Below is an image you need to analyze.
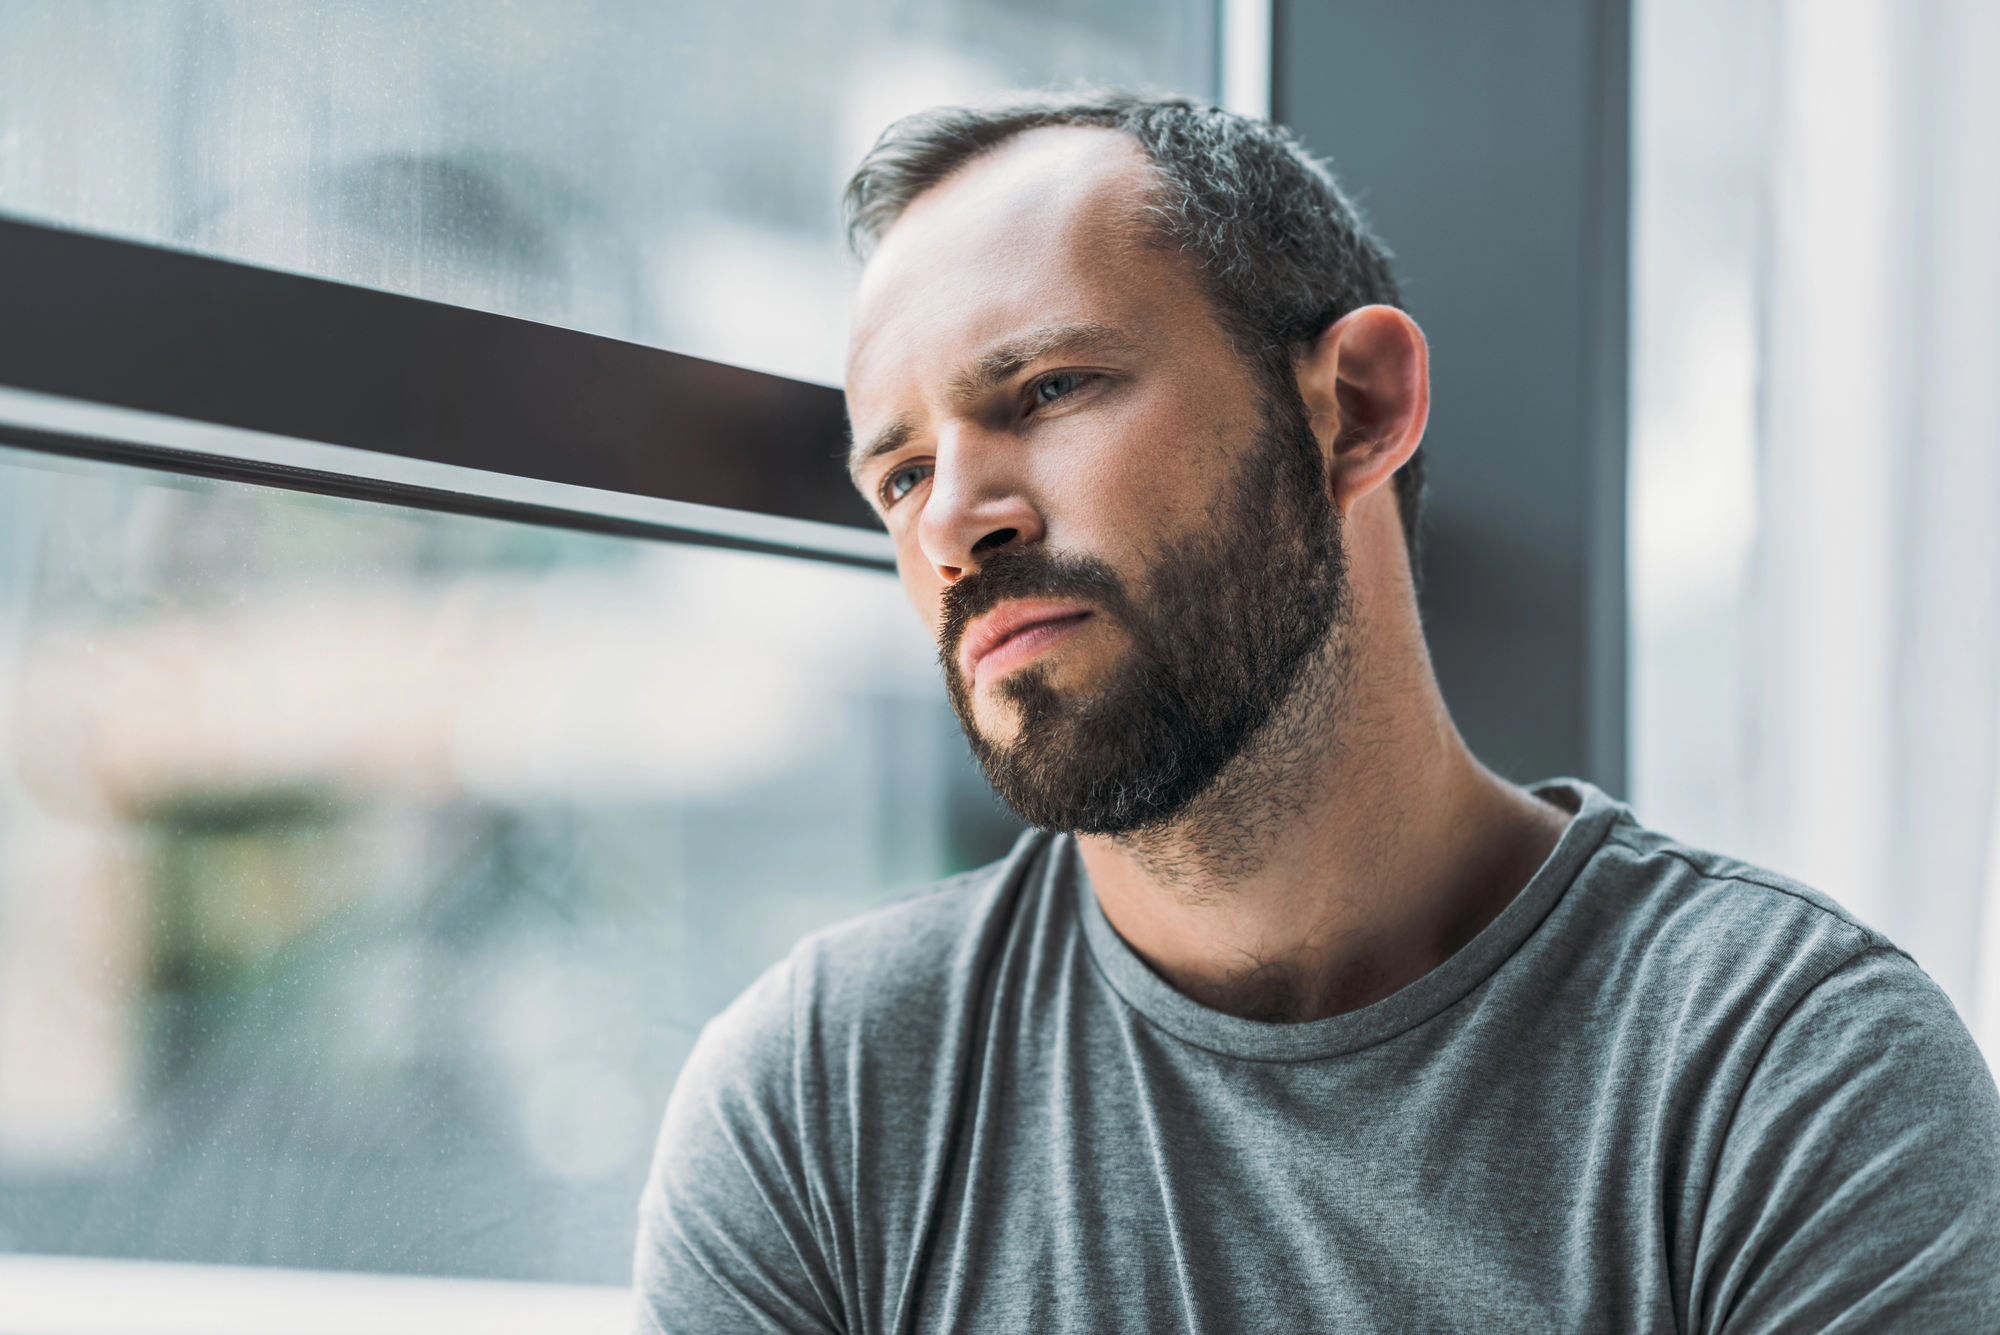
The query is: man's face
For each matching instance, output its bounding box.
[846,127,1346,833]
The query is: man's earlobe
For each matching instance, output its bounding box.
[1299,305,1430,515]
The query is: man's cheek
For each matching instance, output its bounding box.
[895,554,946,636]
[971,688,1025,747]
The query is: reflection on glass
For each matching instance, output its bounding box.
[0,0,1217,384]
[0,446,1018,1284]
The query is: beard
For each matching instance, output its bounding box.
[939,386,1349,837]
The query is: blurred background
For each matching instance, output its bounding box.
[0,454,1005,1285]
[0,0,1213,388]
[0,0,1996,1323]
[1629,0,2000,1058]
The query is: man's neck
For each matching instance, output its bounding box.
[1075,634,1569,1025]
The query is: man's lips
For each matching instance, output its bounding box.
[958,600,1097,686]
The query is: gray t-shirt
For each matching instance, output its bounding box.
[634,781,2000,1332]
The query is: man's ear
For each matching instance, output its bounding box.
[1295,305,1430,516]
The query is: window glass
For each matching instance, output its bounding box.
[1630,0,2000,1052]
[0,0,1218,385]
[0,445,1017,1286]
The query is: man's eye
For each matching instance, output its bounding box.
[1034,372,1087,405]
[881,461,933,506]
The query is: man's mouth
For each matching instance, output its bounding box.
[958,600,1096,687]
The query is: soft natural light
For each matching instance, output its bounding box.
[1631,0,2000,1060]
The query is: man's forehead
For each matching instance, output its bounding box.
[850,132,1153,344]
[870,124,1152,267]
[845,128,1180,414]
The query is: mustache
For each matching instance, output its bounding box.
[938,546,1134,674]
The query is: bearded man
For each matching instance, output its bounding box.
[634,96,2000,1332]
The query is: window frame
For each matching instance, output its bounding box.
[0,215,892,571]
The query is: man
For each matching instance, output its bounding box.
[635,95,2000,1332]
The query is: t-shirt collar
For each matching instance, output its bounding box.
[1069,779,1625,1062]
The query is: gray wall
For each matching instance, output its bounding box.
[1275,0,1630,792]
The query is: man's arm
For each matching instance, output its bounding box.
[1695,945,2000,1332]
[633,959,843,1335]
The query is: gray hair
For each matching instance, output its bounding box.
[843,92,1424,567]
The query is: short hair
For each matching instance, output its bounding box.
[843,91,1424,571]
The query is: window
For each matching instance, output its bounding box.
[0,442,993,1289]
[0,0,1218,386]
[0,0,1227,1324]
[1631,0,2000,1059]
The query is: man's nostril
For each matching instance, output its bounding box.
[972,527,1017,554]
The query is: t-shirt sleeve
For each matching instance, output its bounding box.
[1696,944,2000,1333]
[632,957,844,1335]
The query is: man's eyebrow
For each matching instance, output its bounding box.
[850,419,914,475]
[953,321,1133,397]
[847,322,1135,476]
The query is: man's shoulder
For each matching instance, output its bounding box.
[662,828,1058,1204]
[694,829,1053,1067]
[1569,820,2000,1324]
[794,828,1051,997]
[1550,804,1987,1092]
[1576,808,1893,977]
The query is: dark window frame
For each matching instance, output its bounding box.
[0,216,891,570]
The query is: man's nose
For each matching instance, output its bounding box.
[916,425,1043,583]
